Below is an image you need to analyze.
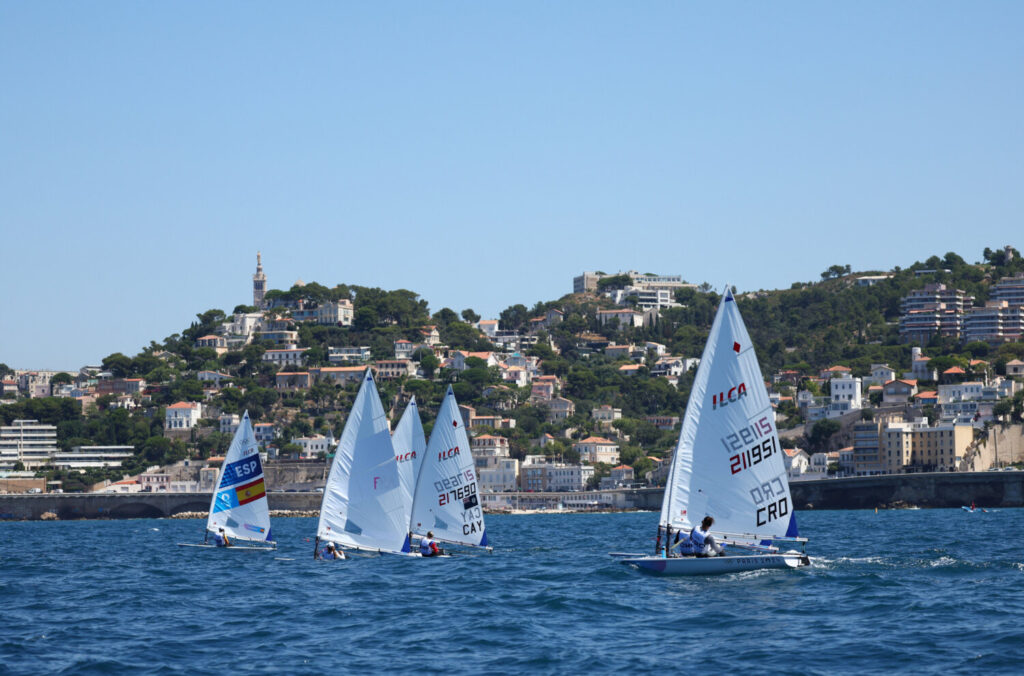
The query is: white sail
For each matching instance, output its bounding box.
[207,410,273,543]
[660,288,797,541]
[317,370,411,553]
[410,386,488,548]
[392,396,427,521]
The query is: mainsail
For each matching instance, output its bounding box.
[410,386,488,548]
[207,410,273,543]
[317,370,410,553]
[392,396,427,521]
[660,288,798,542]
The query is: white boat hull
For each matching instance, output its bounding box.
[620,552,809,576]
[176,543,273,551]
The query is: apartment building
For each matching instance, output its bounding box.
[882,418,972,473]
[0,419,60,470]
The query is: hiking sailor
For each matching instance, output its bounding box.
[212,528,231,547]
[420,531,441,557]
[674,516,726,557]
[318,541,346,560]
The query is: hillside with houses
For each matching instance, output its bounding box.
[3,246,1024,497]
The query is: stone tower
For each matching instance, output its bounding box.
[253,252,267,308]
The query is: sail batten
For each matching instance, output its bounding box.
[660,286,797,542]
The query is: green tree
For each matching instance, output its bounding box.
[499,304,529,332]
[807,419,841,452]
[281,442,304,458]
[432,307,460,328]
[596,274,631,291]
[461,308,481,324]
[50,372,73,386]
[102,353,134,378]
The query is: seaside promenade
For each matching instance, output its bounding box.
[1,472,1021,520]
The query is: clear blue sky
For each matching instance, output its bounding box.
[2,2,1021,369]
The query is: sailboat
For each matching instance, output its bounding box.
[315,369,413,556]
[618,288,809,575]
[409,386,490,552]
[178,410,275,550]
[392,396,427,522]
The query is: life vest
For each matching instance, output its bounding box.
[213,533,227,547]
[675,527,707,555]
[420,538,436,556]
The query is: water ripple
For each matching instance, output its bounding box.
[2,510,1024,674]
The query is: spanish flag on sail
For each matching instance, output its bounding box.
[236,477,267,506]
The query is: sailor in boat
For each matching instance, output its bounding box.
[318,542,346,560]
[420,531,441,558]
[673,516,726,557]
[212,528,231,548]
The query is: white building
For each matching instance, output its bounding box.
[219,413,240,435]
[328,346,372,364]
[573,436,620,465]
[0,419,60,470]
[828,372,863,416]
[937,382,985,404]
[477,319,500,337]
[546,463,594,491]
[317,299,354,326]
[478,458,520,492]
[597,309,644,328]
[165,402,203,430]
[52,446,134,469]
[262,347,309,367]
[292,434,330,459]
[254,423,276,448]
[865,364,897,387]
[784,447,810,479]
[591,405,622,423]
[903,347,937,382]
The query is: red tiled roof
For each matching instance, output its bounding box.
[577,436,615,445]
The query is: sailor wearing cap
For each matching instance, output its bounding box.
[319,541,346,560]
[212,528,231,547]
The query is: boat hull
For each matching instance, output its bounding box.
[621,552,808,576]
[176,543,273,551]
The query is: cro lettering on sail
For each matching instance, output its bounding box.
[750,473,789,527]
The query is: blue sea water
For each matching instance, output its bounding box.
[1,509,1023,675]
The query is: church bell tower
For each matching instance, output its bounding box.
[253,252,267,308]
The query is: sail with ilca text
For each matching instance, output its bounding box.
[392,396,427,522]
[660,287,798,542]
[410,386,488,548]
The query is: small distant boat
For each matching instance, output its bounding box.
[177,410,275,550]
[409,386,490,553]
[961,506,990,513]
[617,288,809,576]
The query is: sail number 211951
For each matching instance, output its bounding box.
[722,417,776,475]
